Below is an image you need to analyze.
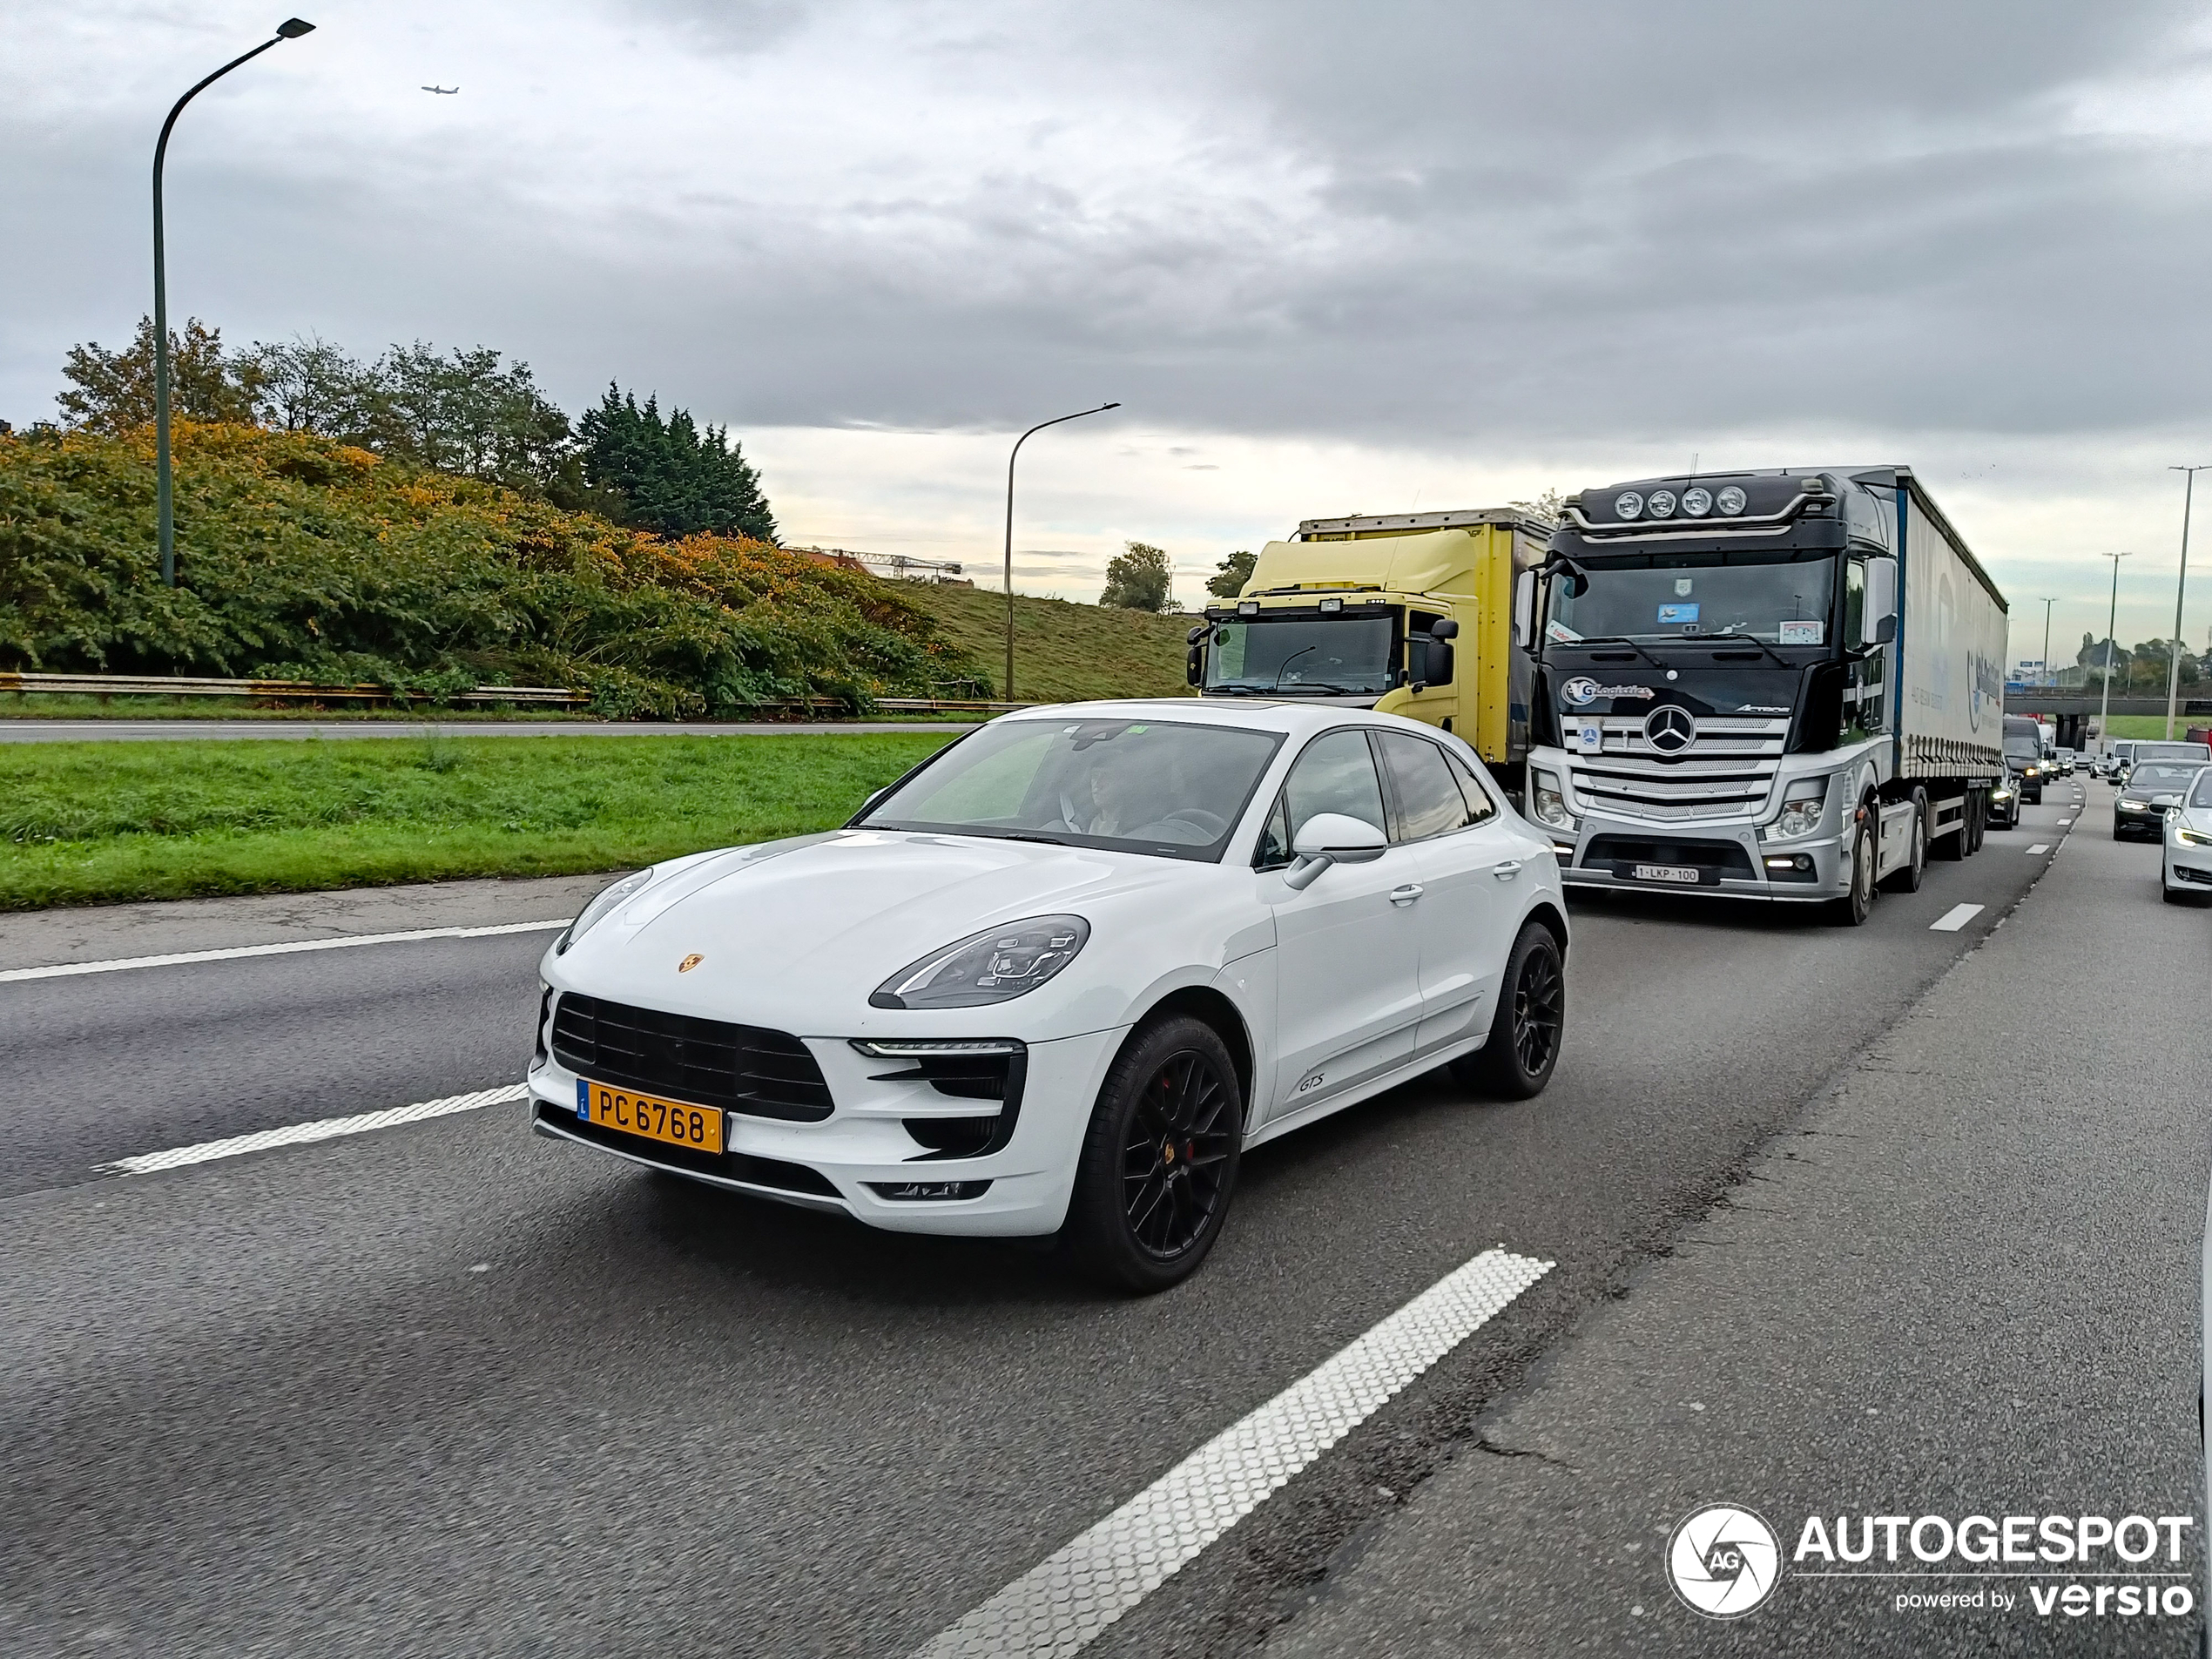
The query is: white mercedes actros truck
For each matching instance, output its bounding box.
[1524,466,2007,924]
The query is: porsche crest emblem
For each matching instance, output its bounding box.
[678,954,705,974]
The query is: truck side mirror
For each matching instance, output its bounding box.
[1863,556,1898,648]
[1186,644,1204,686]
[1426,617,1459,640]
[1420,639,1455,685]
[1513,569,1536,648]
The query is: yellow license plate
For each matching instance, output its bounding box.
[577,1081,725,1154]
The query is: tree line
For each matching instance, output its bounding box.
[41,316,776,544]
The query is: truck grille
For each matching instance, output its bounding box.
[550,992,833,1122]
[1565,715,1786,821]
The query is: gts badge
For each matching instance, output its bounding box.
[1295,1069,1327,1094]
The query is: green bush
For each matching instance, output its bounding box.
[0,422,980,718]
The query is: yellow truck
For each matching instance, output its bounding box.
[1189,507,1552,787]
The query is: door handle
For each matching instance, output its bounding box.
[1492,860,1524,880]
[1389,883,1425,906]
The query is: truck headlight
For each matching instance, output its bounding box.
[1765,777,1828,840]
[1530,770,1576,830]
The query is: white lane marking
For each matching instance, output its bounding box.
[2027,843,2050,854]
[1930,903,1985,932]
[915,1247,1553,1659]
[98,1083,527,1176]
[0,919,571,984]
[2057,819,2071,825]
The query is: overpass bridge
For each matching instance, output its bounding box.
[2000,692,2212,747]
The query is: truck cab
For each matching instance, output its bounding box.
[1190,508,1551,789]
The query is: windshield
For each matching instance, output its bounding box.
[1204,617,1394,695]
[2128,763,2203,792]
[2194,773,2212,809]
[2004,738,2042,762]
[1548,556,1834,644]
[2131,743,2211,763]
[854,717,1284,861]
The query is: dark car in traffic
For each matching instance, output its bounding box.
[2114,761,2207,841]
[2002,716,2047,805]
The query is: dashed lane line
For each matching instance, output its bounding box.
[2028,843,2050,854]
[96,1084,529,1176]
[1930,903,1985,932]
[0,919,572,984]
[914,1247,1553,1659]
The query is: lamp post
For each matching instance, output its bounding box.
[2098,550,2131,754]
[1001,401,1118,700]
[2039,597,2057,688]
[2164,466,2211,738]
[153,17,316,587]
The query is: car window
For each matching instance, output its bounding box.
[1440,746,1501,824]
[2132,764,2202,791]
[1280,729,1388,845]
[1253,793,1293,870]
[1376,731,1474,841]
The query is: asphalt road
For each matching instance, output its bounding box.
[0,719,979,742]
[0,783,2110,1658]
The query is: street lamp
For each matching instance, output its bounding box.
[152,17,316,587]
[1001,402,1119,700]
[2039,597,2057,688]
[2098,550,2132,753]
[2164,466,2211,738]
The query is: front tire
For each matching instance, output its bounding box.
[1450,921,1566,1101]
[1831,809,1877,925]
[1064,1015,1243,1293]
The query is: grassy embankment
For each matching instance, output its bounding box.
[0,732,955,910]
[2095,714,2212,741]
[910,583,1196,703]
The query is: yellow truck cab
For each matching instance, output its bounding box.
[1190,507,1551,791]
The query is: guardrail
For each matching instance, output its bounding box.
[0,671,590,706]
[0,671,1035,716]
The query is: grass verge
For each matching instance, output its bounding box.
[0,732,957,910]
[907,585,1198,702]
[2094,713,2212,741]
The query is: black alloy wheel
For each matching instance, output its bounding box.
[1452,921,1566,1101]
[1831,807,1877,925]
[1065,1015,1243,1293]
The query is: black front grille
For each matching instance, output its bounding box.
[1584,834,1757,881]
[550,992,833,1122]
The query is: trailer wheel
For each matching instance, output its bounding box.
[1829,808,1877,925]
[1966,790,1986,854]
[1881,791,1928,893]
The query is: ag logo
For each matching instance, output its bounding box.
[678,954,705,973]
[1667,1504,1780,1618]
[1561,677,1600,707]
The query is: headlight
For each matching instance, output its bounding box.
[1613,490,1644,519]
[1716,485,1747,515]
[2175,826,2212,846]
[1530,769,1576,830]
[2022,765,2038,777]
[1993,786,2013,801]
[2119,798,2147,811]
[1647,489,1678,518]
[1768,776,1828,839]
[871,914,1090,1009]
[555,868,655,954]
[1681,486,1712,516]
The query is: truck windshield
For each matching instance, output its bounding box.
[1204,617,1395,695]
[1548,557,1834,645]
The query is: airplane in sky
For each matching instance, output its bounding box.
[421,84,459,95]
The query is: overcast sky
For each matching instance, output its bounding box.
[8,0,2212,658]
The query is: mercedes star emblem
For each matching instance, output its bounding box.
[1644,705,1697,755]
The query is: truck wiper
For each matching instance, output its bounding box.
[1559,636,1667,669]
[1271,682,1361,695]
[1709,631,1792,668]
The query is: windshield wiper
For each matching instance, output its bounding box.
[1708,631,1792,668]
[1271,682,1364,696]
[1557,636,1667,669]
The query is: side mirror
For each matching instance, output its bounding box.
[1420,639,1455,685]
[1281,812,1388,890]
[1863,556,1898,647]
[1426,617,1459,640]
[1513,569,1536,648]
[1186,645,1204,687]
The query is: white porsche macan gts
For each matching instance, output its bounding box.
[529,700,1568,1290]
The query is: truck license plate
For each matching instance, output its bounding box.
[1632,863,1703,885]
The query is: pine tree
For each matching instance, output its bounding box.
[577,386,776,542]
